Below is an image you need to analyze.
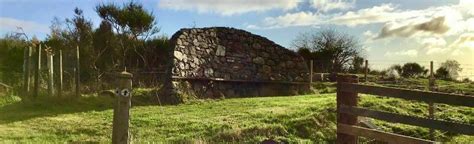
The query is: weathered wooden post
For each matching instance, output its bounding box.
[23,46,32,96]
[58,50,63,97]
[112,71,133,144]
[364,60,368,82]
[428,61,436,140]
[34,44,41,98]
[336,74,359,144]
[310,60,313,84]
[46,47,54,96]
[75,46,80,97]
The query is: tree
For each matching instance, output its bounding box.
[401,62,427,78]
[96,2,160,69]
[435,67,450,80]
[350,56,365,73]
[436,60,462,80]
[292,29,363,75]
[0,34,28,86]
[388,64,403,75]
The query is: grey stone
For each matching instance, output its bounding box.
[252,57,265,65]
[216,45,226,56]
[174,51,186,60]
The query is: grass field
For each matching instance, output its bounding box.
[1,90,473,143]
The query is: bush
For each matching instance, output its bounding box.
[401,63,427,78]
[385,69,400,80]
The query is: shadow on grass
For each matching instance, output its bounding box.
[0,91,159,124]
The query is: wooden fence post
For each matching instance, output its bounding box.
[310,60,313,84]
[364,60,368,82]
[112,71,133,144]
[58,50,63,97]
[46,47,54,96]
[34,44,41,98]
[337,74,359,144]
[23,46,32,96]
[428,61,436,140]
[75,46,80,97]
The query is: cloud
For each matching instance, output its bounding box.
[376,17,449,39]
[158,0,300,16]
[384,49,418,57]
[329,4,410,27]
[451,49,463,56]
[249,1,472,37]
[419,37,450,55]
[310,0,355,12]
[421,37,447,48]
[248,11,324,29]
[0,17,48,34]
[450,33,474,50]
[248,4,396,29]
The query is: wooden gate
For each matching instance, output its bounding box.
[336,75,474,143]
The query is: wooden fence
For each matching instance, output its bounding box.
[336,75,474,144]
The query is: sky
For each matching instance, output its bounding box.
[0,0,473,79]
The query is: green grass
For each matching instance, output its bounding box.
[362,76,474,95]
[0,91,472,143]
[0,93,338,143]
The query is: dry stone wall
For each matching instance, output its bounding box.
[164,27,310,100]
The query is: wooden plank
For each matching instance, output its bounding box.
[339,105,474,135]
[338,124,434,144]
[339,83,474,107]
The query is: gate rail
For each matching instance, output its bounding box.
[336,75,474,144]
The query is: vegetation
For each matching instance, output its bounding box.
[0,2,170,93]
[0,1,472,143]
[293,29,363,75]
[0,91,472,143]
[401,62,428,78]
[435,60,463,80]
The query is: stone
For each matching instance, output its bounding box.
[204,68,214,77]
[261,52,269,58]
[262,65,271,74]
[226,58,235,63]
[286,61,295,68]
[216,45,226,56]
[267,60,275,66]
[193,39,199,46]
[252,57,265,65]
[174,51,186,60]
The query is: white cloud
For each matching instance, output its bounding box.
[158,0,300,16]
[450,33,474,50]
[451,49,463,56]
[0,17,48,34]
[254,11,324,29]
[310,0,355,12]
[330,4,408,27]
[420,37,450,55]
[384,49,418,57]
[426,47,450,55]
[249,1,474,38]
[249,3,407,29]
[420,37,446,48]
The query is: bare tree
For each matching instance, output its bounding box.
[293,29,362,77]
